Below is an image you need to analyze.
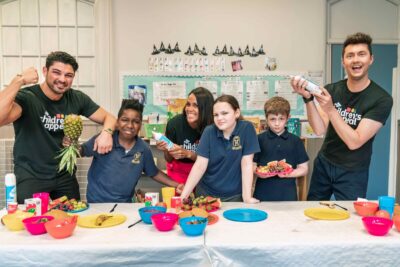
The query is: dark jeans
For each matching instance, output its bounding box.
[307,154,369,201]
[195,184,243,202]
[17,175,80,204]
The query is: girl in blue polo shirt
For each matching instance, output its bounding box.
[180,95,260,203]
[64,99,183,203]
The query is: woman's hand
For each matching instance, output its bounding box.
[168,145,190,160]
[156,140,170,151]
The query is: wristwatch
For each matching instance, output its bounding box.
[302,95,314,104]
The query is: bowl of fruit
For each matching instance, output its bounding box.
[151,212,179,231]
[182,194,221,212]
[179,216,208,236]
[256,159,293,177]
[45,215,78,239]
[23,215,54,235]
[49,196,88,213]
[139,206,167,224]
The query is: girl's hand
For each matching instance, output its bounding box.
[243,197,260,204]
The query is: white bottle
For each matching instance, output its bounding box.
[5,173,17,208]
[152,132,174,150]
[293,75,322,95]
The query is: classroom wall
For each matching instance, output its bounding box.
[110,0,326,114]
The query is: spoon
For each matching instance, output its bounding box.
[319,201,348,211]
[128,219,142,228]
[109,203,118,213]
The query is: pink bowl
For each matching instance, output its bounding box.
[23,215,54,235]
[151,212,179,231]
[45,216,77,239]
[362,216,393,236]
[353,201,379,216]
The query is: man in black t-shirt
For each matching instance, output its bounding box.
[290,32,393,200]
[0,51,117,203]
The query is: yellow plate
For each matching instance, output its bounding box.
[304,207,350,220]
[78,213,127,228]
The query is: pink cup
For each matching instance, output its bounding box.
[33,192,50,214]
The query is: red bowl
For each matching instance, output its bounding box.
[151,212,179,231]
[362,216,393,236]
[23,215,54,235]
[353,201,379,216]
[45,216,77,239]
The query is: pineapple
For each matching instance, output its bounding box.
[57,114,83,174]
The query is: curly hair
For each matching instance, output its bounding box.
[46,51,79,72]
[118,99,144,120]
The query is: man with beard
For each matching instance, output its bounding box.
[0,51,116,203]
[290,32,393,200]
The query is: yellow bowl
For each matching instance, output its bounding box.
[1,211,34,231]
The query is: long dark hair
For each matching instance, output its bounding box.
[183,87,214,134]
[214,94,243,120]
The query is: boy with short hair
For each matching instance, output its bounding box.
[253,96,309,201]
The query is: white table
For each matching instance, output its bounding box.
[0,203,208,267]
[205,202,400,267]
[2,202,400,267]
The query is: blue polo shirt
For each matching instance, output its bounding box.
[81,132,159,203]
[196,120,260,197]
[253,129,309,201]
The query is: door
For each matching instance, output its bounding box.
[331,44,397,199]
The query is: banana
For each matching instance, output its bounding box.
[95,214,113,226]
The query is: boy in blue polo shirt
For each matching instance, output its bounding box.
[78,99,183,203]
[254,96,309,201]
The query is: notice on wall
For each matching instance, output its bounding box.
[194,80,218,99]
[246,80,269,110]
[153,81,186,105]
[274,79,298,109]
[221,79,243,107]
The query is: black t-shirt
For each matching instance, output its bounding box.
[14,84,99,181]
[165,114,200,163]
[320,79,393,170]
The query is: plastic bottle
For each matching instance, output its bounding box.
[152,132,174,150]
[292,75,322,94]
[5,173,17,208]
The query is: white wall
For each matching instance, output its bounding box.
[110,0,326,113]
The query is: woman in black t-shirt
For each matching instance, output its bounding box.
[156,87,214,184]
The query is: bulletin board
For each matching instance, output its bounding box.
[120,73,306,118]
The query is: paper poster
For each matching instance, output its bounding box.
[246,80,269,110]
[128,85,147,104]
[194,80,218,99]
[221,80,243,107]
[153,81,186,105]
[274,79,298,109]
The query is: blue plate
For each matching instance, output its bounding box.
[223,208,268,222]
[68,204,90,213]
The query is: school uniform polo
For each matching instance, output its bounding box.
[253,129,309,201]
[81,131,159,203]
[196,120,260,198]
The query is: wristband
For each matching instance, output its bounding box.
[302,95,314,104]
[103,128,113,135]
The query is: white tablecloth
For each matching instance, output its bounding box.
[205,202,400,267]
[0,203,208,267]
[1,202,400,267]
